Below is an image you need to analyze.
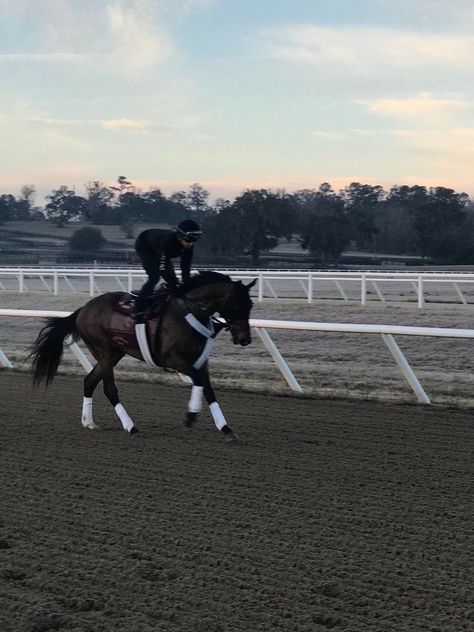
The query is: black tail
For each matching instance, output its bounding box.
[29,309,81,386]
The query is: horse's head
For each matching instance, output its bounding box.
[179,272,256,346]
[219,278,256,346]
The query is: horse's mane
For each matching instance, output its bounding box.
[177,271,232,294]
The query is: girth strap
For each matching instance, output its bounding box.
[135,323,160,368]
[135,312,216,371]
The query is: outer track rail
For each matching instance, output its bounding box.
[3,267,474,306]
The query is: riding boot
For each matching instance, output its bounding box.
[133,277,158,320]
[132,295,148,321]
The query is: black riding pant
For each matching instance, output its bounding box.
[135,252,176,313]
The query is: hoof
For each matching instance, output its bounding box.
[222,427,239,442]
[129,426,142,438]
[184,412,199,428]
[82,422,98,430]
[225,432,239,442]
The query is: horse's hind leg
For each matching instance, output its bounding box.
[99,357,139,435]
[82,363,103,429]
[82,348,136,434]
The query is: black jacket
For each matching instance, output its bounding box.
[135,229,193,285]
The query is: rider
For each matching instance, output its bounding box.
[133,219,202,318]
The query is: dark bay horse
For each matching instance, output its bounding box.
[30,271,256,440]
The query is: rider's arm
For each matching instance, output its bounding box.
[180,248,193,284]
[159,251,179,286]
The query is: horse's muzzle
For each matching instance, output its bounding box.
[231,323,252,346]
[234,336,251,346]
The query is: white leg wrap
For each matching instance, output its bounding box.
[209,401,227,431]
[189,386,204,413]
[114,403,135,432]
[81,397,97,429]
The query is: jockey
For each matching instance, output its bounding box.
[133,219,202,318]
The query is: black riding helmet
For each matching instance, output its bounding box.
[176,219,202,243]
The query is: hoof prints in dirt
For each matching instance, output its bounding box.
[0,372,473,631]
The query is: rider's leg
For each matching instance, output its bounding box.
[134,253,160,316]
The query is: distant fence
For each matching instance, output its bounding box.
[2,267,474,307]
[3,307,474,405]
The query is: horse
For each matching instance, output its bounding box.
[29,271,256,441]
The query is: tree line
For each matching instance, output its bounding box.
[1,177,474,265]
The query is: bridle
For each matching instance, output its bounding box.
[182,282,249,336]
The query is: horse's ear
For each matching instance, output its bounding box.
[246,278,257,290]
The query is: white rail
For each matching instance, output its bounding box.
[3,308,474,405]
[2,267,474,307]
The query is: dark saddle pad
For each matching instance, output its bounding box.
[107,292,171,362]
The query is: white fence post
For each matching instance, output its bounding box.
[334,280,348,301]
[308,273,313,304]
[254,327,303,393]
[418,275,425,309]
[66,337,93,372]
[258,274,264,302]
[381,333,430,404]
[361,274,367,306]
[0,347,13,368]
[453,282,467,305]
[371,281,386,302]
[89,272,95,297]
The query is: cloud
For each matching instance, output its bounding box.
[0,105,98,129]
[358,94,469,121]
[0,1,176,71]
[264,24,474,74]
[0,1,218,72]
[0,53,92,63]
[310,131,350,141]
[102,117,151,133]
[392,127,474,156]
[0,100,208,143]
[0,105,93,150]
[371,0,474,31]
[104,3,174,70]
[0,162,99,196]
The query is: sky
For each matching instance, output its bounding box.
[1,0,474,204]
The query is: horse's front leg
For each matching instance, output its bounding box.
[187,366,238,441]
[184,382,204,428]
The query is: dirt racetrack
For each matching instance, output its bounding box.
[0,370,473,632]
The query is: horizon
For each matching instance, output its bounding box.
[5,176,474,210]
[2,1,474,201]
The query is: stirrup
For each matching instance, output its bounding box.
[131,309,147,320]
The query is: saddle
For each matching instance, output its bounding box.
[106,291,172,364]
[115,290,172,319]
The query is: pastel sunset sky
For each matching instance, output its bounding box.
[1,0,473,202]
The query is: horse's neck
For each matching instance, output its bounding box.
[184,282,231,317]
